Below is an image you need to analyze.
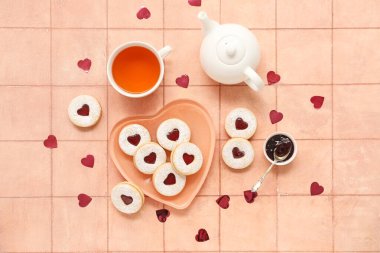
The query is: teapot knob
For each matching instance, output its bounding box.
[226,42,237,57]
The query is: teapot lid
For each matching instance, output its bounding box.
[216,35,246,65]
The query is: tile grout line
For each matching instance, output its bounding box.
[274,0,279,251]
[162,1,166,252]
[106,0,110,252]
[218,1,222,252]
[49,0,53,252]
[331,0,335,251]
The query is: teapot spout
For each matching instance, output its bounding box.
[198,11,218,37]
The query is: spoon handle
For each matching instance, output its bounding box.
[251,162,276,192]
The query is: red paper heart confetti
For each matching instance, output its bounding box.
[144,152,157,164]
[164,173,176,185]
[310,182,324,196]
[267,71,281,85]
[136,7,151,19]
[183,153,195,165]
[156,208,170,223]
[269,110,283,124]
[77,104,90,116]
[232,147,245,159]
[216,195,230,209]
[127,134,141,146]
[176,74,189,88]
[167,128,179,141]
[188,0,202,6]
[43,135,57,149]
[78,193,92,207]
[81,154,94,168]
[310,96,325,109]
[77,58,91,73]
[244,190,258,203]
[195,228,209,242]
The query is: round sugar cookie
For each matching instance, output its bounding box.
[156,119,191,151]
[171,142,203,175]
[111,182,144,214]
[119,124,151,156]
[133,142,167,174]
[225,108,257,139]
[68,95,102,127]
[222,138,254,170]
[153,163,186,197]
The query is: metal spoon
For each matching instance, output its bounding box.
[251,145,292,192]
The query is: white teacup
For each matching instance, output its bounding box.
[107,41,172,98]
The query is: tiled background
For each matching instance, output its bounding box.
[0,0,379,252]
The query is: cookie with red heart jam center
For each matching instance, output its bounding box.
[225,108,257,139]
[222,138,254,170]
[153,163,186,196]
[111,182,144,214]
[171,142,203,175]
[119,124,151,156]
[68,95,102,127]
[157,118,191,151]
[133,142,167,174]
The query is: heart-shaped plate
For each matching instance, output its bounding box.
[109,99,216,209]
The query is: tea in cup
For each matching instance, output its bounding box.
[107,41,172,98]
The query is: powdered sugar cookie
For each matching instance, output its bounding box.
[222,138,254,170]
[156,119,191,151]
[119,124,151,156]
[225,108,257,139]
[153,163,186,197]
[111,182,144,214]
[171,142,203,175]
[133,142,167,175]
[68,95,101,127]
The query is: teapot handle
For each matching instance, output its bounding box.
[244,67,264,91]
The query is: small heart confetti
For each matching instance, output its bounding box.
[176,74,189,88]
[156,208,170,223]
[244,190,258,204]
[269,110,283,124]
[188,0,202,6]
[267,71,281,85]
[78,193,92,207]
[216,195,230,209]
[81,154,94,168]
[136,7,151,19]
[77,58,91,72]
[310,182,324,196]
[310,96,325,109]
[43,135,57,149]
[195,228,209,242]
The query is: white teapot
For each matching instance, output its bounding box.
[198,11,264,91]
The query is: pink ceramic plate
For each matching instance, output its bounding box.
[109,99,216,209]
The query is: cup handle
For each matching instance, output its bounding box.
[244,67,264,91]
[158,45,172,59]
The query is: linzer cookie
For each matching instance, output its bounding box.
[225,108,257,139]
[222,138,254,170]
[111,182,144,214]
[68,95,102,127]
[119,124,151,156]
[171,142,203,175]
[133,142,167,174]
[156,118,191,151]
[153,163,186,196]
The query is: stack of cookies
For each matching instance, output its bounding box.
[222,108,256,170]
[112,118,203,214]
